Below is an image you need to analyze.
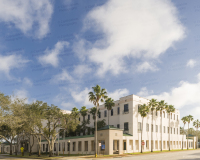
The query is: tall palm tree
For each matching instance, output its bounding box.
[105,98,115,126]
[193,119,200,149]
[181,116,188,150]
[186,115,193,149]
[165,105,175,151]
[148,98,158,152]
[80,106,88,121]
[156,100,167,151]
[138,104,149,153]
[88,85,108,158]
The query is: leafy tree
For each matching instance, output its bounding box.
[186,115,193,150]
[181,116,188,150]
[88,85,108,158]
[148,98,157,152]
[0,96,26,155]
[165,105,175,151]
[193,119,200,149]
[156,100,167,151]
[105,98,115,126]
[138,104,149,153]
[80,106,89,135]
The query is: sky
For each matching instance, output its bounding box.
[0,0,199,128]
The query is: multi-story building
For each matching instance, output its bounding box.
[1,94,197,155]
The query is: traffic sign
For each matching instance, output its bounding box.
[142,142,145,145]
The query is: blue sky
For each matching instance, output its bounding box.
[0,0,200,125]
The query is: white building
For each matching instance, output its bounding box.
[1,94,197,155]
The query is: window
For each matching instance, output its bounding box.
[59,143,60,151]
[171,113,172,119]
[54,143,56,151]
[174,114,175,120]
[146,123,149,132]
[117,124,120,128]
[124,122,129,131]
[156,125,158,132]
[43,144,45,152]
[163,126,165,133]
[104,110,107,117]
[177,115,178,121]
[168,127,169,133]
[73,142,75,151]
[171,127,172,134]
[163,112,165,118]
[138,104,141,111]
[156,111,158,116]
[177,128,178,134]
[160,111,161,117]
[63,142,65,151]
[117,107,120,115]
[151,124,153,132]
[174,128,175,134]
[85,141,88,151]
[138,122,142,131]
[111,109,113,116]
[78,141,81,151]
[67,142,70,151]
[99,112,101,118]
[88,114,90,120]
[124,104,129,113]
[46,144,48,152]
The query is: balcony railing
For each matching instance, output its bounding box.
[123,110,129,114]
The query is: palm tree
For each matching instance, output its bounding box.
[193,119,200,149]
[138,104,149,153]
[156,100,167,151]
[105,98,115,126]
[165,105,175,151]
[148,98,158,152]
[89,107,100,121]
[181,116,188,150]
[186,115,193,150]
[80,106,88,121]
[88,85,108,158]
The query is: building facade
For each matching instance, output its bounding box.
[1,94,197,155]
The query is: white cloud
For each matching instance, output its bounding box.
[71,87,129,107]
[186,59,196,68]
[0,54,29,78]
[144,73,200,120]
[13,89,29,103]
[71,88,92,106]
[53,69,74,83]
[74,0,185,76]
[136,62,159,73]
[39,41,69,67]
[23,77,33,86]
[73,64,92,78]
[137,87,154,97]
[0,0,53,39]
[108,89,129,101]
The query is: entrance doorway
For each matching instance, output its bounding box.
[113,140,119,154]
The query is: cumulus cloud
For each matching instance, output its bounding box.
[39,41,69,67]
[73,64,92,78]
[71,87,129,107]
[74,0,185,76]
[0,0,53,39]
[186,59,196,68]
[61,102,75,110]
[52,69,74,83]
[0,54,29,78]
[137,87,154,97]
[136,62,159,73]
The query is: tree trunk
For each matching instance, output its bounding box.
[151,110,153,152]
[141,118,143,153]
[187,123,189,150]
[10,141,12,155]
[182,125,185,150]
[108,110,109,126]
[169,113,170,151]
[95,105,98,158]
[49,140,54,157]
[161,111,162,151]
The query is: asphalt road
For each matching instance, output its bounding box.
[0,150,200,160]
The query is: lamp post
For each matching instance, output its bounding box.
[68,140,70,156]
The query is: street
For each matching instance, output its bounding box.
[0,150,200,160]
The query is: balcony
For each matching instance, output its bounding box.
[123,110,129,114]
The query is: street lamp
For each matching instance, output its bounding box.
[68,140,70,156]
